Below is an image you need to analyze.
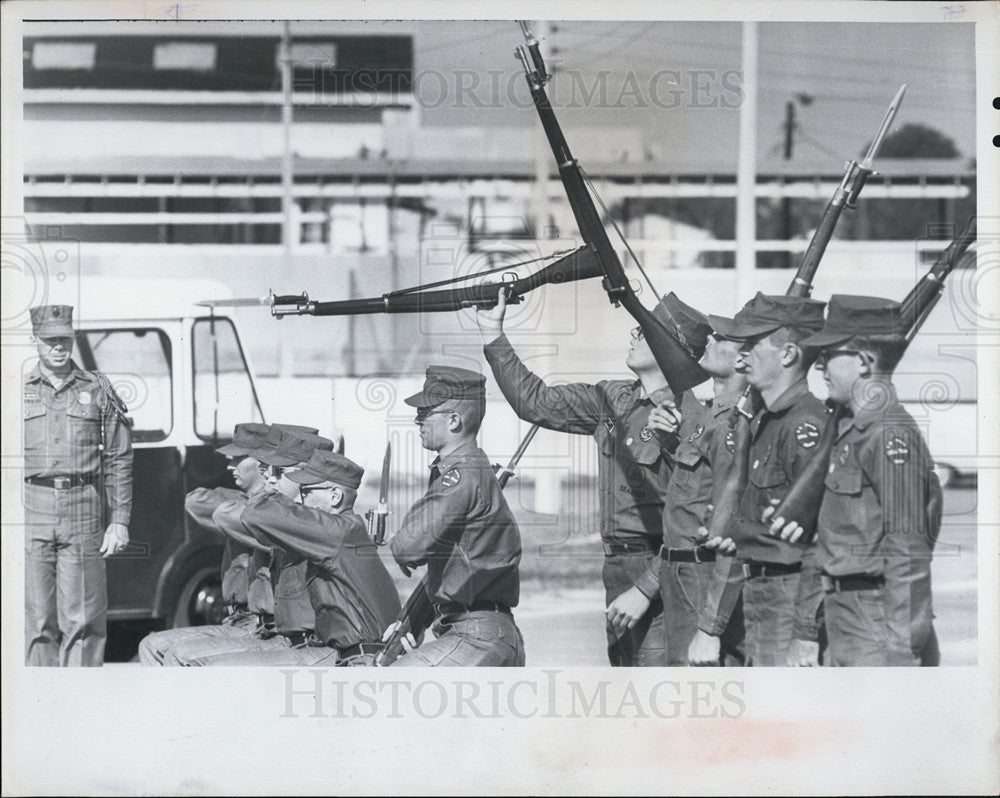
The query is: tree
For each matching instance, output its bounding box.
[864,123,960,159]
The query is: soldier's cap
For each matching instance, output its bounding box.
[286,450,364,490]
[708,292,826,340]
[404,365,487,409]
[802,295,905,348]
[272,422,319,436]
[216,423,271,456]
[652,292,712,358]
[30,304,75,338]
[252,428,334,467]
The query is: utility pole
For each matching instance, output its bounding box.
[781,99,795,268]
[734,22,758,303]
[279,21,294,380]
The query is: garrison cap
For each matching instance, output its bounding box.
[253,428,333,467]
[404,365,487,408]
[30,304,75,337]
[272,423,319,436]
[286,450,364,490]
[802,295,905,348]
[216,423,271,456]
[653,292,712,359]
[708,292,826,340]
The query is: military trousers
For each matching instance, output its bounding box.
[138,611,259,666]
[391,610,526,667]
[824,584,917,667]
[162,626,294,666]
[24,482,106,667]
[659,560,746,666]
[742,571,800,667]
[603,550,666,666]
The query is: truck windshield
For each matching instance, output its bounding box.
[75,327,173,443]
[192,316,263,442]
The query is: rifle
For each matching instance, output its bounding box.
[516,22,708,396]
[375,423,541,667]
[766,217,977,536]
[267,247,602,317]
[700,84,906,546]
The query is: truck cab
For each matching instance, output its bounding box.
[65,279,265,629]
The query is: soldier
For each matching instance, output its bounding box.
[626,324,749,666]
[205,450,401,665]
[23,304,132,667]
[707,293,827,667]
[162,429,332,665]
[387,365,525,667]
[478,289,703,666]
[772,296,935,666]
[137,421,272,665]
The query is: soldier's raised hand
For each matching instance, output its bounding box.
[647,399,682,440]
[476,286,509,340]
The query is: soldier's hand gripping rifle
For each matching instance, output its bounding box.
[700,84,907,550]
[375,423,542,667]
[764,216,978,539]
[516,22,708,396]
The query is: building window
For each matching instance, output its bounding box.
[153,42,217,72]
[31,41,96,70]
[282,41,337,69]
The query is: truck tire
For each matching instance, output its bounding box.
[172,564,225,628]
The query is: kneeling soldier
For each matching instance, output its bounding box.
[206,450,401,665]
[388,365,526,667]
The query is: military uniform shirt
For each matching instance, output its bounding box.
[214,496,314,633]
[391,441,521,610]
[633,388,742,598]
[485,333,694,545]
[732,379,827,564]
[817,386,932,578]
[240,493,401,649]
[185,486,251,606]
[23,361,132,525]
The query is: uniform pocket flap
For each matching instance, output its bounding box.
[825,467,863,495]
[749,463,786,489]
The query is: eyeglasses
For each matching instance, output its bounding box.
[298,483,334,499]
[815,348,860,366]
[414,409,454,426]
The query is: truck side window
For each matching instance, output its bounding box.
[192,316,263,442]
[76,328,173,443]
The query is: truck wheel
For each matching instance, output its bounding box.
[172,565,225,628]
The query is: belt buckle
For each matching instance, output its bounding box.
[741,562,752,579]
[820,575,838,593]
[54,477,70,490]
[602,542,614,557]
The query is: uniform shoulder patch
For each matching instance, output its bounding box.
[639,425,653,442]
[885,435,910,465]
[687,423,705,442]
[795,421,820,449]
[441,468,462,488]
[724,429,736,453]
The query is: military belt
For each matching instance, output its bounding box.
[602,539,656,557]
[821,573,885,593]
[436,600,512,617]
[339,642,383,658]
[25,475,96,489]
[660,544,716,564]
[742,560,802,579]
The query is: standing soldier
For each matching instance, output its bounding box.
[626,325,749,666]
[206,450,401,665]
[772,296,935,666]
[387,365,525,667]
[478,289,704,666]
[23,304,132,667]
[707,293,827,667]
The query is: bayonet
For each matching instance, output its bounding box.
[366,440,391,546]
